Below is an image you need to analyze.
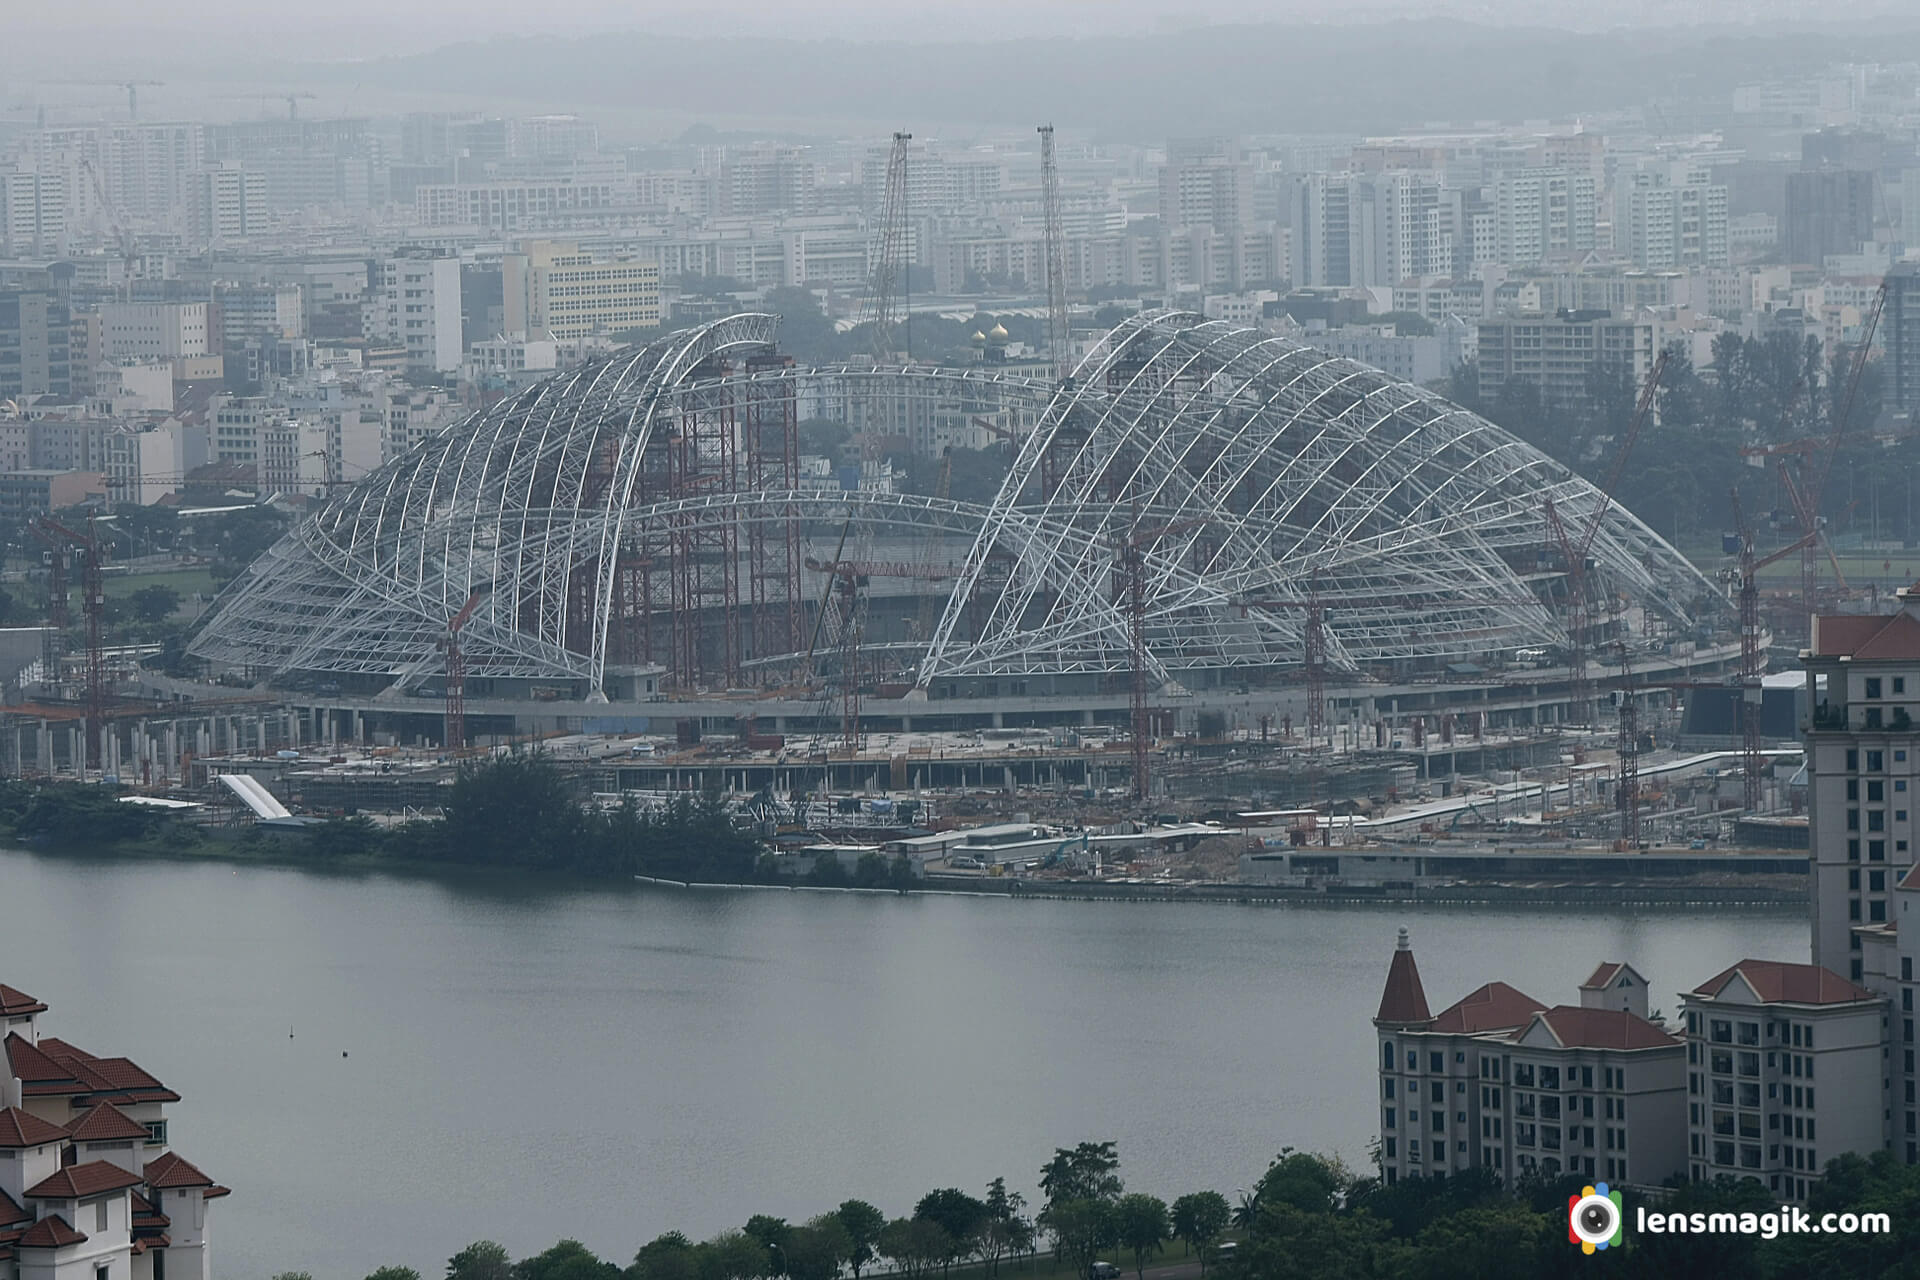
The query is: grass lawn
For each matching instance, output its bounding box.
[100,567,220,599]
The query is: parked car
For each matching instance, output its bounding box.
[1090,1264,1122,1279]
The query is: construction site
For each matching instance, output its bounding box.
[3,131,1895,890]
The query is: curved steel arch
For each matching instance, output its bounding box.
[190,311,1724,696]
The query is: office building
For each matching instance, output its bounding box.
[0,292,72,401]
[502,240,660,342]
[98,302,210,362]
[1885,264,1920,418]
[1784,170,1875,265]
[368,250,463,374]
[1475,311,1657,407]
[191,164,268,247]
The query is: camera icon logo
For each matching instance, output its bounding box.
[1568,1181,1624,1254]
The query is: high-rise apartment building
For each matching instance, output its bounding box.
[1618,175,1730,269]
[717,147,817,217]
[1347,171,1453,288]
[1157,140,1253,232]
[0,170,66,256]
[502,240,660,342]
[1884,263,1920,418]
[1373,934,1687,1188]
[1492,168,1598,267]
[191,164,268,247]
[368,250,464,374]
[1289,173,1352,287]
[1801,596,1920,974]
[1475,311,1656,407]
[1679,960,1885,1201]
[1784,169,1875,265]
[0,292,73,402]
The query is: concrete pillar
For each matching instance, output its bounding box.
[37,721,51,775]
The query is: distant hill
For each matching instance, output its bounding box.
[296,19,1920,139]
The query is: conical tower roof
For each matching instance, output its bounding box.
[1375,927,1432,1026]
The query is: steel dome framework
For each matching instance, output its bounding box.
[189,310,1722,699]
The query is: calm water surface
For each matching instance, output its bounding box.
[0,849,1807,1278]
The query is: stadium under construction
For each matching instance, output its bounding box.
[179,310,1751,797]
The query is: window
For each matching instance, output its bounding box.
[1431,1052,1444,1073]
[1868,678,1883,698]
[1407,1050,1417,1071]
[1871,781,1887,803]
[96,1201,108,1230]
[145,1120,166,1146]
[1849,749,1860,770]
[1850,839,1862,861]
[1385,1079,1396,1098]
[1431,1081,1444,1103]
[1872,840,1887,861]
[1386,1108,1397,1129]
[1871,751,1885,771]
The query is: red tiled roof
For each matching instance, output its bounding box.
[143,1151,213,1189]
[1811,610,1920,661]
[1693,959,1877,1006]
[15,1215,87,1248]
[1431,981,1547,1034]
[205,1185,231,1199]
[33,1039,179,1106]
[0,1190,29,1227]
[1580,962,1625,990]
[25,1160,142,1200]
[1526,1006,1682,1051]
[1376,936,1432,1025]
[3,1035,83,1095]
[129,1191,167,1226]
[0,985,47,1018]
[67,1101,150,1143]
[0,1107,68,1149]
[1900,864,1920,892]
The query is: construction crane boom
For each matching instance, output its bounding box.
[858,132,913,362]
[1546,348,1667,726]
[1728,487,1766,812]
[1037,124,1071,383]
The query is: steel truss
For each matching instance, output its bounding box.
[190,312,1725,698]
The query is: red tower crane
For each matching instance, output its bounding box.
[31,516,108,771]
[440,591,485,753]
[1109,516,1208,800]
[1726,487,1830,811]
[1543,348,1667,727]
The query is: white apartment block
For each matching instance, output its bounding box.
[1679,960,1886,1202]
[1,981,228,1280]
[1802,595,1920,975]
[1492,168,1598,267]
[214,284,304,351]
[191,165,268,247]
[1618,177,1730,270]
[1374,933,1686,1188]
[0,171,67,257]
[103,420,206,507]
[384,388,459,461]
[97,304,208,363]
[28,123,206,223]
[369,251,463,374]
[413,179,634,232]
[502,241,659,342]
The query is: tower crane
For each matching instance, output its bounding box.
[1108,515,1209,800]
[857,132,913,362]
[1037,124,1071,384]
[1543,348,1667,728]
[49,80,163,120]
[440,590,487,753]
[30,515,109,772]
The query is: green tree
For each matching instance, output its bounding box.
[977,1177,1032,1277]
[1254,1148,1347,1215]
[1233,1205,1407,1280]
[441,750,585,867]
[915,1188,987,1275]
[129,583,181,624]
[1114,1194,1169,1279]
[836,1199,887,1278]
[1040,1141,1123,1206]
[448,1242,514,1280]
[367,1269,423,1280]
[694,1232,771,1280]
[878,1217,953,1280]
[1402,1203,1559,1280]
[515,1242,620,1280]
[1169,1191,1230,1269]
[782,1215,853,1280]
[1038,1198,1117,1280]
[629,1233,698,1280]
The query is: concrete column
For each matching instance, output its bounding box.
[37,721,51,775]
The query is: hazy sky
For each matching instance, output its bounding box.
[5,0,1904,70]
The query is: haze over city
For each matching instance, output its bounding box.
[8,2,1920,1279]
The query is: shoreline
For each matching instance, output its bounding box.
[7,839,1807,909]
